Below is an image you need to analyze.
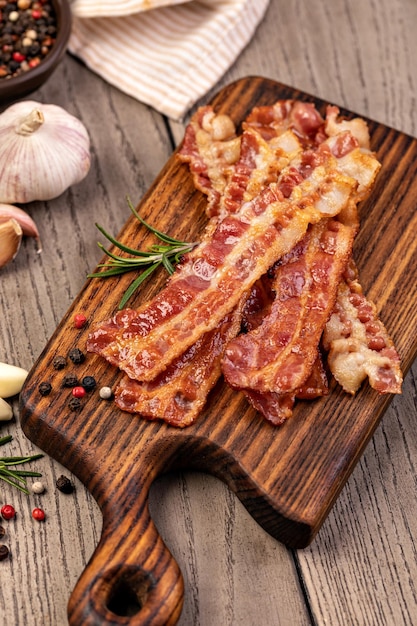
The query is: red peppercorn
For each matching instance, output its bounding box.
[31,9,42,19]
[32,508,45,522]
[12,51,26,62]
[72,386,86,399]
[74,313,87,329]
[1,505,16,521]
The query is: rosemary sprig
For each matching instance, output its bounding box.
[0,435,43,495]
[88,197,198,309]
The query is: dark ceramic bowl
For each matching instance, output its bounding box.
[0,0,72,105]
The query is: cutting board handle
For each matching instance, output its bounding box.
[67,500,184,625]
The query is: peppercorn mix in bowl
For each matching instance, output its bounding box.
[0,0,72,103]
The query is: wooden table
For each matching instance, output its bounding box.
[1,0,416,623]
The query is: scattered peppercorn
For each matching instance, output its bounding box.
[82,376,96,392]
[62,374,79,388]
[53,355,67,370]
[0,526,5,539]
[68,397,82,411]
[0,0,58,80]
[0,544,9,561]
[99,386,113,400]
[31,481,45,494]
[68,348,85,365]
[72,386,86,399]
[1,505,16,521]
[74,313,87,329]
[38,381,52,396]
[32,507,45,521]
[56,475,74,494]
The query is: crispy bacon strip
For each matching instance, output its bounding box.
[322,260,403,394]
[114,298,246,427]
[178,105,240,216]
[87,147,356,383]
[222,217,356,394]
[243,353,329,425]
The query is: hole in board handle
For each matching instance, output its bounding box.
[99,565,155,619]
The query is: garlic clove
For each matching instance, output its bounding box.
[0,362,28,397]
[0,398,13,421]
[0,219,22,268]
[0,204,41,252]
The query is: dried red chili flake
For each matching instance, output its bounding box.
[1,505,16,521]
[32,507,45,521]
[74,314,87,329]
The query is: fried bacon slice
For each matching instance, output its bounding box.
[221,217,356,394]
[114,297,246,428]
[178,105,241,216]
[243,354,329,425]
[87,146,356,383]
[322,260,403,394]
[87,100,401,428]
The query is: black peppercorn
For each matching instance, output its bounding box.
[68,348,85,365]
[62,374,79,388]
[0,526,5,539]
[0,545,9,561]
[53,355,67,370]
[82,376,96,392]
[68,397,82,411]
[38,382,52,396]
[56,475,75,494]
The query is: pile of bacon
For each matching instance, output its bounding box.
[86,99,403,427]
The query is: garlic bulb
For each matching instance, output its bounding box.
[0,101,91,203]
[0,219,22,268]
[0,362,28,397]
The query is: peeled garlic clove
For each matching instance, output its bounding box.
[0,362,28,397]
[0,398,13,421]
[0,203,41,252]
[0,218,22,268]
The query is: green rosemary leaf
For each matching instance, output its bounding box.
[0,474,30,495]
[0,437,43,495]
[91,197,198,308]
[0,467,26,484]
[10,470,43,478]
[95,223,154,257]
[118,263,161,310]
[162,254,175,275]
[126,197,189,246]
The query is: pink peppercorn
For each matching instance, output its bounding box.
[32,508,45,522]
[1,505,16,521]
[74,313,87,329]
[72,386,86,399]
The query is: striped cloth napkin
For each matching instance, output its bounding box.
[68,0,270,120]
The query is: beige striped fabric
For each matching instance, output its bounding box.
[68,0,270,120]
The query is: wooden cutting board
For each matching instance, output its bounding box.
[20,77,417,626]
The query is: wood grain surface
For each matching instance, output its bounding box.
[1,1,417,625]
[17,76,417,625]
